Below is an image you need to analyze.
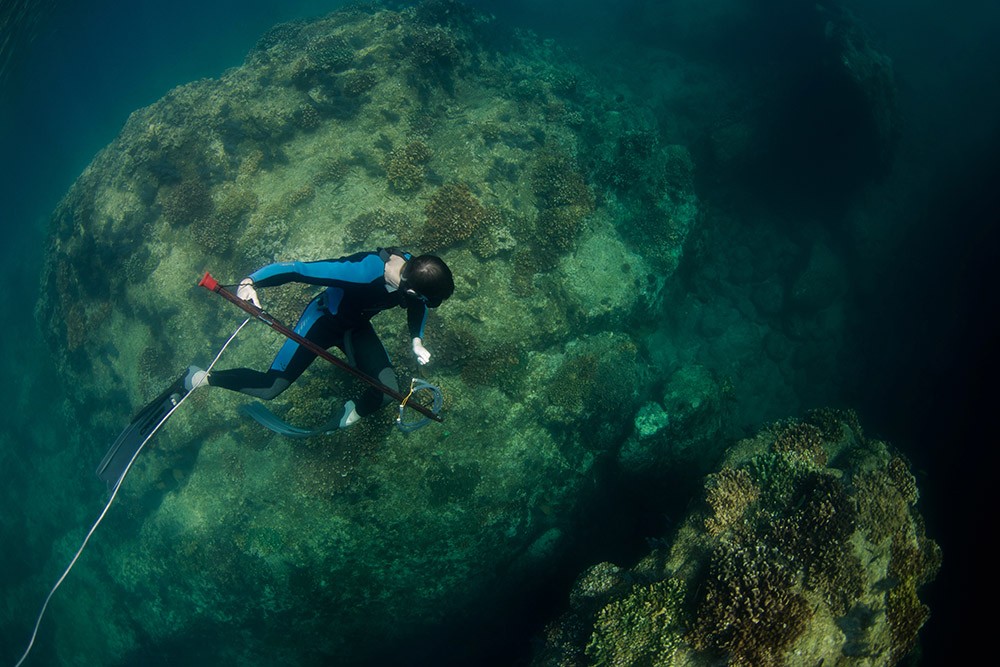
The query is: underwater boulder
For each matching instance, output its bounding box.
[618,364,726,479]
[32,2,696,663]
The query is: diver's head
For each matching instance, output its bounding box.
[401,255,454,308]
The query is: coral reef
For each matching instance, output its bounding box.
[535,410,941,666]
[384,140,431,193]
[421,182,488,250]
[587,578,687,666]
[528,147,594,266]
[159,178,214,227]
[689,541,813,666]
[31,2,687,664]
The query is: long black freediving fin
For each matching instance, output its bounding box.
[95,373,187,487]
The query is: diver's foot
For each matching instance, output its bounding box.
[338,400,361,429]
[184,365,210,391]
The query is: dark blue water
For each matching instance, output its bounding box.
[3,0,998,664]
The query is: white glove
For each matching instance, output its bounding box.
[237,277,261,307]
[412,337,431,365]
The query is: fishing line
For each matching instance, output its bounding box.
[13,317,251,667]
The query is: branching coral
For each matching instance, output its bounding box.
[600,130,660,190]
[804,406,866,445]
[688,542,812,667]
[599,139,697,272]
[251,20,307,55]
[586,579,687,667]
[570,562,630,606]
[160,179,214,227]
[469,207,514,258]
[704,467,760,536]
[540,337,639,447]
[765,472,863,614]
[345,208,415,248]
[307,34,356,72]
[427,319,525,389]
[544,353,598,422]
[405,25,462,70]
[294,104,322,131]
[420,182,487,250]
[886,536,941,663]
[528,147,594,267]
[748,450,812,507]
[853,458,915,544]
[413,0,477,28]
[193,184,259,257]
[771,419,829,468]
[385,140,431,193]
[460,341,524,390]
[343,70,378,96]
[536,410,940,666]
[531,147,592,209]
[291,35,356,89]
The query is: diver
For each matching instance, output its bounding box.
[185,248,454,429]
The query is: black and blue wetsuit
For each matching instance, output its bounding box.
[209,249,427,417]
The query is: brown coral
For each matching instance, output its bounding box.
[405,25,461,69]
[385,141,431,193]
[704,467,760,536]
[160,179,214,227]
[528,147,594,264]
[586,579,687,666]
[421,182,487,250]
[345,208,415,248]
[886,533,942,662]
[771,419,829,468]
[536,410,940,667]
[854,461,913,544]
[689,542,812,667]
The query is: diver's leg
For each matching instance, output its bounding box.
[343,322,398,417]
[209,299,341,399]
[206,366,295,399]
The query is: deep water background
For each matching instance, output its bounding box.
[2,0,997,664]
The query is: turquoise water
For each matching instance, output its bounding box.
[2,0,997,664]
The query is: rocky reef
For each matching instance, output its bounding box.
[534,409,941,666]
[16,0,936,664]
[29,1,696,664]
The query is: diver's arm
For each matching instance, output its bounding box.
[249,253,383,288]
[407,302,431,365]
[406,301,428,339]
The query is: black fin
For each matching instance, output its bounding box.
[95,375,186,486]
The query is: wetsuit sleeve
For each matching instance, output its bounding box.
[407,301,428,339]
[249,253,383,288]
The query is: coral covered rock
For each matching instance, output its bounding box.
[618,364,727,477]
[31,2,696,664]
[535,409,941,666]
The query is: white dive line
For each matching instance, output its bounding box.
[13,317,250,667]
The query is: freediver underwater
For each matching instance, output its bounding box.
[16,254,449,665]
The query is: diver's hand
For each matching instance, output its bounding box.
[237,278,261,308]
[412,338,431,365]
